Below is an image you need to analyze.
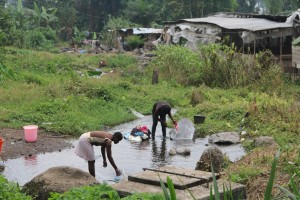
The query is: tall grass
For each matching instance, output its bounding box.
[150,44,283,89]
[159,175,177,200]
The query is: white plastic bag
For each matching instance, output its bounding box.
[174,118,195,140]
[113,169,127,182]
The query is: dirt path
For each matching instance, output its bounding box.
[0,128,73,161]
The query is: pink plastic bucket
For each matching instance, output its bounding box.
[23,125,38,142]
[0,138,4,154]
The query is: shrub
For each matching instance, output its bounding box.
[125,35,144,50]
[0,175,32,200]
[49,184,119,200]
[106,54,137,69]
[149,45,203,86]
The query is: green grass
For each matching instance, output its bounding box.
[1,45,300,198]
[0,47,189,135]
[0,175,32,200]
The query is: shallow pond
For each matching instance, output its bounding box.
[1,112,246,186]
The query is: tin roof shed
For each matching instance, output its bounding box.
[161,11,300,56]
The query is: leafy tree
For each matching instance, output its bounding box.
[56,1,77,41]
[28,2,58,27]
[122,0,160,27]
[75,0,125,32]
[236,0,257,13]
[125,35,144,50]
[159,0,238,21]
[101,16,139,47]
[282,0,298,13]
[0,0,6,7]
[0,6,14,45]
[72,26,86,45]
[263,0,284,14]
[7,0,31,31]
[203,0,238,15]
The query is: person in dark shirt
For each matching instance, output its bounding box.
[151,101,177,139]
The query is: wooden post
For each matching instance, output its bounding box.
[279,36,283,65]
[152,69,159,84]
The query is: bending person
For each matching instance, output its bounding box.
[151,101,176,139]
[75,131,123,177]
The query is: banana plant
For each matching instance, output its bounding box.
[29,2,58,27]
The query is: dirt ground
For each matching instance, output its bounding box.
[0,128,73,161]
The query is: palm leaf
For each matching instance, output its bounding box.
[264,149,280,200]
[211,163,220,200]
[159,174,170,200]
[275,184,298,200]
[166,176,176,200]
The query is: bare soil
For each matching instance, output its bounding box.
[0,128,73,161]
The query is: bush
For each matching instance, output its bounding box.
[0,175,32,200]
[106,54,137,69]
[150,44,285,89]
[149,45,203,85]
[49,184,119,200]
[125,35,144,50]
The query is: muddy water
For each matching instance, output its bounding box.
[1,112,246,186]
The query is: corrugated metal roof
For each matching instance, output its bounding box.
[172,13,293,32]
[120,28,163,34]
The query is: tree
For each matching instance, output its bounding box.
[263,0,284,14]
[75,0,125,32]
[7,0,30,30]
[29,2,58,27]
[100,16,139,47]
[0,6,14,45]
[122,0,160,27]
[237,0,257,13]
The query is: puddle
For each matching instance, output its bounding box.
[1,112,246,186]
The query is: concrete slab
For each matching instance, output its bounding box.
[128,166,216,189]
[112,181,209,199]
[111,166,246,199]
[112,179,246,200]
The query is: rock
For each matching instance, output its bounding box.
[168,147,191,156]
[208,132,240,145]
[169,148,177,155]
[176,147,191,156]
[195,147,224,173]
[0,159,4,172]
[254,136,277,147]
[241,131,247,135]
[22,166,99,200]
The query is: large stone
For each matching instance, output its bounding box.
[254,136,277,147]
[22,166,99,200]
[195,147,224,173]
[168,147,191,156]
[208,132,240,145]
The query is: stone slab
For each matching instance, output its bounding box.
[111,166,246,199]
[128,166,216,189]
[112,179,246,200]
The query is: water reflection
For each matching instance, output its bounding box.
[2,137,246,186]
[151,139,171,168]
[1,112,246,186]
[24,155,38,166]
